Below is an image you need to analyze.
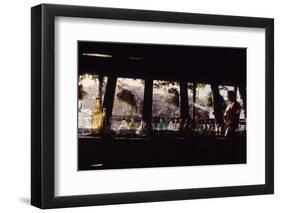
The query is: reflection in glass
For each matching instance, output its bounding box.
[219,85,235,102]
[110,78,145,136]
[152,80,180,131]
[78,74,108,135]
[187,83,194,119]
[219,85,245,119]
[195,83,214,120]
[218,85,235,115]
[237,87,246,119]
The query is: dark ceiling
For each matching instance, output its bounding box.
[79,41,246,85]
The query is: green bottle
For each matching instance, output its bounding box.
[129,117,136,131]
[159,118,165,131]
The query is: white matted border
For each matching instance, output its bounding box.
[54,17,265,196]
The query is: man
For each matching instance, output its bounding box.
[224,91,241,138]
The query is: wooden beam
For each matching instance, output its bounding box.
[211,84,224,124]
[179,81,188,120]
[142,78,153,134]
[102,76,117,127]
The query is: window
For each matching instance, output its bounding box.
[152,80,180,131]
[218,85,235,103]
[194,83,214,120]
[219,85,245,119]
[237,87,246,119]
[78,74,108,135]
[187,83,194,119]
[110,78,145,135]
[218,85,235,112]
[78,74,245,137]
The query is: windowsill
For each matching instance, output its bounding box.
[78,131,246,141]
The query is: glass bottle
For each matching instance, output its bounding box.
[159,118,165,131]
[183,119,188,132]
[129,117,136,131]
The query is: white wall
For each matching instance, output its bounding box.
[0,0,279,212]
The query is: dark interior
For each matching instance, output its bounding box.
[78,41,246,171]
[79,41,246,85]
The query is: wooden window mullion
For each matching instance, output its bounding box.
[142,78,153,134]
[179,81,188,121]
[102,76,117,126]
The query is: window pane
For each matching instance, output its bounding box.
[187,83,194,119]
[237,87,246,119]
[152,80,180,131]
[219,85,235,102]
[78,74,108,135]
[218,85,235,112]
[110,78,145,135]
[219,85,245,120]
[195,83,214,120]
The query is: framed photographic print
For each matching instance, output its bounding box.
[31,3,274,209]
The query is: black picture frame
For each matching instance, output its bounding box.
[31,3,274,209]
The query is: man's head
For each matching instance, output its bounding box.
[227,90,236,102]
